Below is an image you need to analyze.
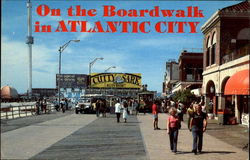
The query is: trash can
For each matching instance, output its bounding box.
[217,111,225,125]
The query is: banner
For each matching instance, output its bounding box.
[56,74,88,88]
[90,73,141,88]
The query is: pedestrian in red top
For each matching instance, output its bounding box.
[167,107,181,153]
[152,100,160,130]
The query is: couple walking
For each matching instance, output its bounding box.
[166,104,207,155]
[115,100,129,123]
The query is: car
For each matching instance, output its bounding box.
[75,98,92,114]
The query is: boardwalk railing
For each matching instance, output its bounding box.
[0,104,54,120]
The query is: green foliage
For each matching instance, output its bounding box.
[172,89,196,105]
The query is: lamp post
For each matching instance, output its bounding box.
[89,57,104,75]
[104,66,116,96]
[88,57,104,93]
[58,40,80,106]
[104,66,116,72]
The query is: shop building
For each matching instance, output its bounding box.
[201,1,250,126]
[85,73,142,99]
[172,50,203,93]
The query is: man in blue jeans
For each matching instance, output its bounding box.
[190,104,207,155]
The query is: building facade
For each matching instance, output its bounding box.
[162,60,179,96]
[172,51,203,93]
[32,88,57,98]
[86,73,142,99]
[201,1,250,126]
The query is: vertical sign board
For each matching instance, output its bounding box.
[90,73,142,88]
[56,74,88,89]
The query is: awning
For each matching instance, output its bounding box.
[224,69,249,95]
[191,88,202,96]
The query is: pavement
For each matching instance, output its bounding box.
[138,113,249,160]
[1,111,249,160]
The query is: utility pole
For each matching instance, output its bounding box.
[26,0,34,98]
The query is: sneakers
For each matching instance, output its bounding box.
[192,150,202,155]
[192,150,197,155]
[154,127,160,130]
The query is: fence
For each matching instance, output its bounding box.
[0,104,54,120]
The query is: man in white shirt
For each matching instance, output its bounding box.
[115,100,122,123]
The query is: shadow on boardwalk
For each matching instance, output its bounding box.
[176,150,236,155]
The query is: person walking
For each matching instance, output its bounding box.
[190,104,208,155]
[177,100,184,121]
[95,100,100,117]
[115,100,122,123]
[100,100,107,118]
[167,107,181,153]
[152,100,160,130]
[161,99,166,113]
[187,102,195,130]
[42,98,47,113]
[123,101,129,123]
[36,99,41,115]
[140,99,146,115]
[65,98,69,110]
[55,99,60,111]
[60,99,65,113]
[135,100,139,115]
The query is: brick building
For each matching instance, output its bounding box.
[172,50,203,93]
[201,1,249,125]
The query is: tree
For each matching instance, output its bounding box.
[172,89,196,106]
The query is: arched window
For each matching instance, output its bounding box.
[211,32,216,64]
[236,28,250,56]
[206,37,211,66]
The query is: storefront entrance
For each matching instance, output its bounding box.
[224,69,249,126]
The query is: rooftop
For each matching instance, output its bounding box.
[220,0,250,13]
[201,1,250,32]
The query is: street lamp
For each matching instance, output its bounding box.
[89,57,104,75]
[105,66,116,72]
[104,66,116,96]
[88,57,104,94]
[58,39,80,106]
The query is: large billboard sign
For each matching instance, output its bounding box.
[90,73,141,89]
[56,74,88,88]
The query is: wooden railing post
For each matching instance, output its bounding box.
[19,106,21,118]
[6,107,8,119]
[25,105,27,116]
[11,106,14,119]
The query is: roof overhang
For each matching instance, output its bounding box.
[201,10,220,33]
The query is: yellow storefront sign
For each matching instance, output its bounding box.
[90,73,141,88]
